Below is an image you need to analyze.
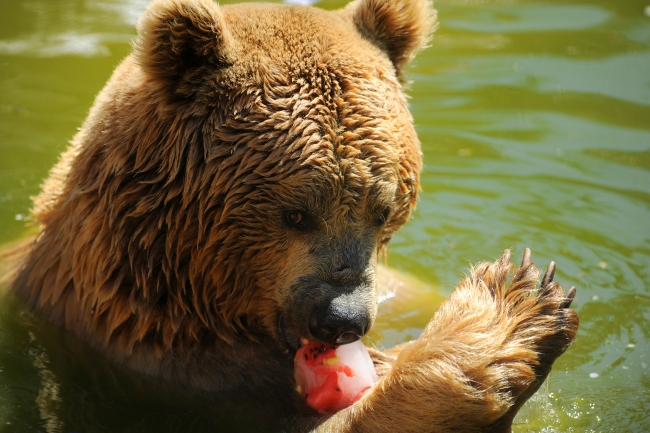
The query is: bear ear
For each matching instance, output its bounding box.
[134,0,235,82]
[346,0,436,76]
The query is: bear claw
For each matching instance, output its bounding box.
[562,286,577,309]
[520,247,531,268]
[541,260,555,288]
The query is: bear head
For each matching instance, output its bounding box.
[22,0,435,357]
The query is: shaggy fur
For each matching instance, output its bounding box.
[11,0,578,431]
[321,249,577,432]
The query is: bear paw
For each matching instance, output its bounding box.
[478,249,579,431]
[383,248,579,432]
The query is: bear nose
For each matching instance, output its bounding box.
[308,301,370,346]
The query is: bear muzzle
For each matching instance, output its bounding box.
[278,278,377,353]
[308,294,372,346]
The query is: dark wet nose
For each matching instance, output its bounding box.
[308,300,370,346]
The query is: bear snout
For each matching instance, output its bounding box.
[308,295,371,345]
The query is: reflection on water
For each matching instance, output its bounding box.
[29,330,64,433]
[1,0,649,431]
[0,0,147,57]
[444,4,611,33]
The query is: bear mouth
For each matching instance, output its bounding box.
[277,315,306,354]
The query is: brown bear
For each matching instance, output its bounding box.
[10,0,578,431]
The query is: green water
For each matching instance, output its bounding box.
[1,0,649,431]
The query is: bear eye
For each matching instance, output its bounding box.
[285,210,307,229]
[376,208,391,227]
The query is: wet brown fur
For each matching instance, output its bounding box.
[326,250,578,432]
[10,0,578,431]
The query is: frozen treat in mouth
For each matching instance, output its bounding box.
[294,340,379,414]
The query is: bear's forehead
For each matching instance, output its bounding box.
[221,3,392,79]
[218,67,405,191]
[215,3,411,158]
[210,3,417,215]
